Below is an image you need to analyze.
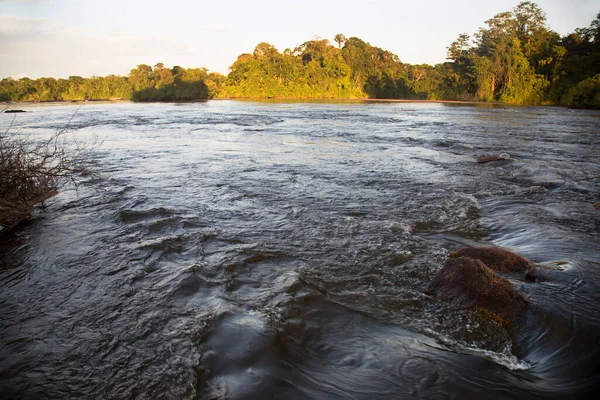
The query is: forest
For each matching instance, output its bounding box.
[1,2,599,108]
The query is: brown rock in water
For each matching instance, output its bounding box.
[430,257,531,326]
[476,155,507,163]
[594,202,600,210]
[451,246,536,281]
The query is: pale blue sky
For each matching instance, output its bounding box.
[1,0,599,79]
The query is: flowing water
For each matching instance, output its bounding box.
[1,101,599,399]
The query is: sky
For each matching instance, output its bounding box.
[1,0,599,79]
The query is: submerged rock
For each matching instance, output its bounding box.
[450,246,536,281]
[476,154,509,163]
[430,257,531,327]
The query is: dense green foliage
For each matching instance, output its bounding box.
[130,64,224,101]
[1,2,599,108]
[565,74,600,109]
[0,75,131,102]
[0,64,224,102]
[442,3,600,105]
[219,38,440,99]
[220,2,600,106]
[546,18,600,106]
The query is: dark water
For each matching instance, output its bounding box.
[1,101,599,399]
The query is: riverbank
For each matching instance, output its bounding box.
[1,98,557,108]
[2,99,129,106]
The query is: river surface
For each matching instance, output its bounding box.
[1,100,599,399]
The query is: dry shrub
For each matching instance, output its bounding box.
[0,107,97,227]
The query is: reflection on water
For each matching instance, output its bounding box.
[1,101,599,399]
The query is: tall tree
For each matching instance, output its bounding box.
[334,34,347,48]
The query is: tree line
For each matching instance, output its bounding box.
[0,64,224,103]
[1,2,599,108]
[441,2,600,107]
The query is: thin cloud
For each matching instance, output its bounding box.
[0,15,46,37]
[0,0,45,3]
[197,24,230,33]
[0,14,201,79]
[0,14,63,47]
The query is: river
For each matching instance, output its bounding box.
[1,100,599,399]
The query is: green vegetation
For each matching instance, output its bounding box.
[0,64,225,103]
[442,3,600,106]
[1,2,599,108]
[221,2,599,106]
[0,75,131,102]
[218,38,440,99]
[129,64,224,102]
[565,74,600,109]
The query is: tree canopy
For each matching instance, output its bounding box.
[0,65,224,103]
[1,3,599,108]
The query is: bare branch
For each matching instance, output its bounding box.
[0,109,99,229]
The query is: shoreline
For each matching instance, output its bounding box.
[1,98,563,108]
